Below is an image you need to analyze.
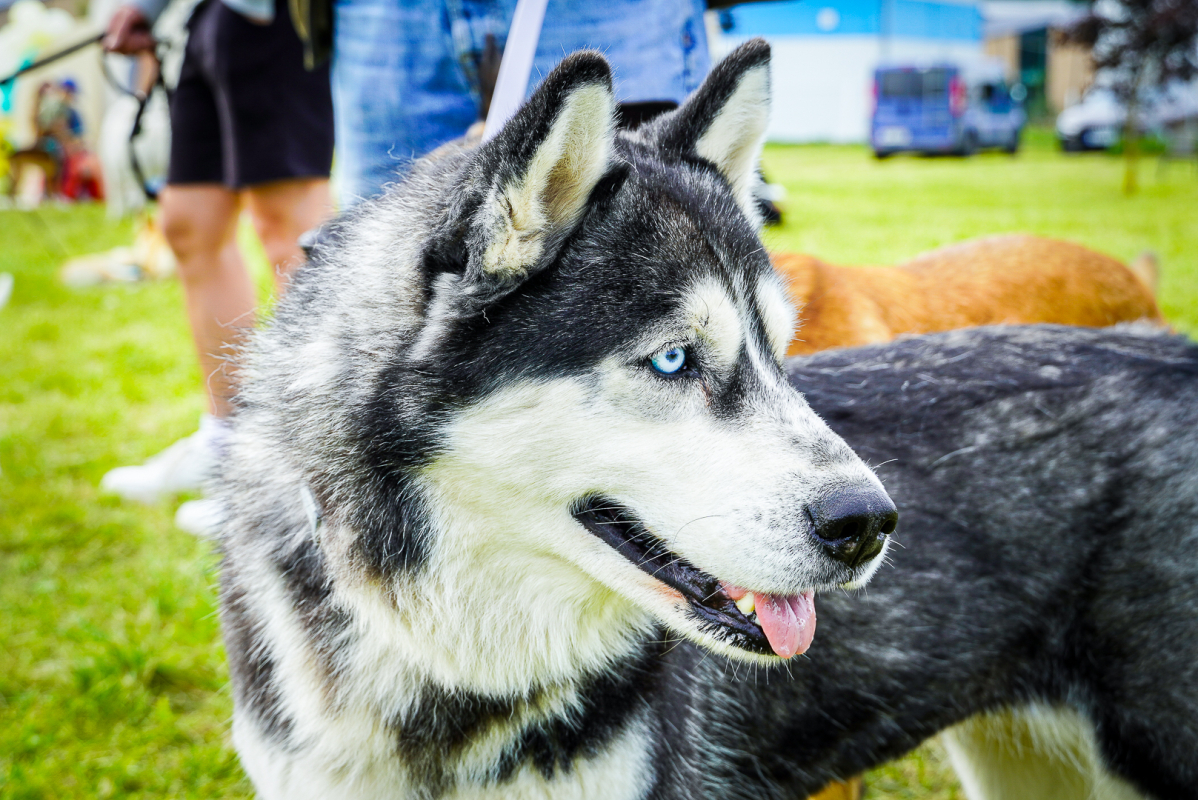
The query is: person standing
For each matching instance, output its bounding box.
[100,0,335,534]
[329,0,711,205]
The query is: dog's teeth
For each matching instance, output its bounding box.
[735,593,756,616]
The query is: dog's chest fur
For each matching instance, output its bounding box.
[237,690,660,800]
[221,504,680,799]
[224,541,762,800]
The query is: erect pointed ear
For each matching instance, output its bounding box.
[460,51,615,303]
[642,38,770,221]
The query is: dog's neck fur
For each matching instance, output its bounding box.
[307,505,666,796]
[241,489,666,797]
[327,501,658,698]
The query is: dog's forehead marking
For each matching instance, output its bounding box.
[755,272,798,361]
[684,278,743,369]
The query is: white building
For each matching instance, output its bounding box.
[710,0,987,142]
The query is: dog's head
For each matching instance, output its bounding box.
[263,41,895,677]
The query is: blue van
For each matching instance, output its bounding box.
[871,64,1026,158]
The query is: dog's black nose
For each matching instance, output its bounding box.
[808,489,898,568]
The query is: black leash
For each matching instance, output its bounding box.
[0,32,104,87]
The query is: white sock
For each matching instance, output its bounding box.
[197,413,232,460]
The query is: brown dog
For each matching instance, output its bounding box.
[787,234,1163,800]
[776,235,1163,358]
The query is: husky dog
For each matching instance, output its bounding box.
[786,324,1198,800]
[216,41,899,799]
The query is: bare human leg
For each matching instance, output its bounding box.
[102,180,333,511]
[102,183,251,505]
[159,183,254,419]
[243,177,333,291]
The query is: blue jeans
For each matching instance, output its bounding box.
[332,0,709,204]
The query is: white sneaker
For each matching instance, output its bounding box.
[174,498,225,539]
[100,414,228,503]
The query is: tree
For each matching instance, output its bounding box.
[1063,0,1198,193]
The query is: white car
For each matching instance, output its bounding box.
[1058,81,1198,151]
[1057,87,1124,150]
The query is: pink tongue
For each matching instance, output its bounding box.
[755,591,817,659]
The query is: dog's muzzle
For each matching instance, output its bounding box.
[572,489,897,660]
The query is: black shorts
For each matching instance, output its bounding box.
[168,0,334,188]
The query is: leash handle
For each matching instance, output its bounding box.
[482,0,548,142]
[101,47,168,201]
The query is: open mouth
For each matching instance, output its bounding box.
[572,496,817,659]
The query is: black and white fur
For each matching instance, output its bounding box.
[783,324,1198,800]
[216,41,896,799]
[216,41,1198,799]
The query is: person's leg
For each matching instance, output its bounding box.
[159,183,252,419]
[242,177,333,288]
[101,182,248,504]
[167,0,335,535]
[100,1,238,505]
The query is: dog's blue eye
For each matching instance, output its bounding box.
[650,347,687,375]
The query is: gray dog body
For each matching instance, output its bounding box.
[214,38,1196,800]
[786,325,1198,800]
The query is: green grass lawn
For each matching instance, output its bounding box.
[2,134,1195,798]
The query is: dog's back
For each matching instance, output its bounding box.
[775,236,1164,356]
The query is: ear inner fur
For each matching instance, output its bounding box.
[458,52,615,304]
[642,38,771,221]
[481,83,615,278]
[693,63,770,219]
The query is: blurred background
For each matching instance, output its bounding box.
[1,0,1196,796]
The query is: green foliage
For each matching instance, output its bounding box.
[2,135,1195,798]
